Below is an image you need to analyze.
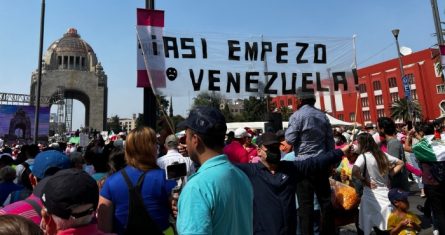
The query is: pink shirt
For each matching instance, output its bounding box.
[57,223,115,235]
[0,194,42,225]
[224,141,249,163]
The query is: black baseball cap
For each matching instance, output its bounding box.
[41,169,99,219]
[388,188,410,204]
[258,132,280,146]
[178,106,227,136]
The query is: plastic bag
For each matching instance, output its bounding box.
[330,179,360,210]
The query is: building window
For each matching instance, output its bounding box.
[288,98,292,106]
[375,95,383,105]
[81,57,86,67]
[58,56,62,66]
[75,56,80,67]
[411,89,418,100]
[280,100,284,107]
[437,84,445,94]
[359,84,367,93]
[361,97,369,107]
[338,114,344,120]
[69,56,74,66]
[363,111,371,121]
[406,73,415,84]
[377,109,385,118]
[373,81,381,90]
[349,112,355,122]
[390,92,400,103]
[388,77,397,88]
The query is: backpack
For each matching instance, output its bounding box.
[120,169,164,235]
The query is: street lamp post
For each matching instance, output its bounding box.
[391,29,405,80]
[34,0,46,144]
[392,29,413,125]
[142,0,157,130]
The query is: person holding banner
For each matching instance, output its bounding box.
[284,88,335,235]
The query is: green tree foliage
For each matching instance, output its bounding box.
[221,103,235,122]
[279,106,293,121]
[390,98,423,122]
[242,96,270,122]
[192,92,223,109]
[107,115,122,133]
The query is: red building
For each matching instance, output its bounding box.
[272,48,445,125]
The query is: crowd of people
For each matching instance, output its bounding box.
[0,91,445,235]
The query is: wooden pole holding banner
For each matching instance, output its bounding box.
[143,0,157,130]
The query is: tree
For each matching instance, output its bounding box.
[390,98,423,123]
[221,103,235,122]
[242,96,271,122]
[107,115,122,133]
[192,92,224,109]
[279,106,293,121]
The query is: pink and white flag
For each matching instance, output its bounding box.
[136,9,165,88]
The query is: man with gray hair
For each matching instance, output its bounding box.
[157,134,195,182]
[39,168,111,235]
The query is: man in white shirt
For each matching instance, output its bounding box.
[157,134,195,182]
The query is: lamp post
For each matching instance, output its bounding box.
[143,0,157,130]
[392,29,413,125]
[34,0,46,144]
[391,29,405,80]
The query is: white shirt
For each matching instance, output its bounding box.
[354,151,399,188]
[157,149,195,181]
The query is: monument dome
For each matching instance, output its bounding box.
[43,28,98,71]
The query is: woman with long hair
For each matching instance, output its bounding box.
[352,132,404,235]
[97,127,176,235]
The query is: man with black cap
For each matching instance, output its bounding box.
[236,132,350,235]
[285,87,335,235]
[174,106,253,235]
[0,150,71,225]
[40,168,112,235]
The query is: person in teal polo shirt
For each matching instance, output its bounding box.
[175,106,253,235]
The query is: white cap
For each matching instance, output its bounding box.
[234,127,248,139]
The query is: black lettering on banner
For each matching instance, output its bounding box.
[264,72,278,94]
[189,69,204,91]
[245,42,258,61]
[276,43,288,63]
[208,70,221,91]
[228,40,241,61]
[261,42,272,61]
[314,44,327,64]
[246,72,259,92]
[296,42,309,64]
[333,72,348,91]
[151,35,158,55]
[163,37,179,58]
[316,72,329,92]
[227,72,241,93]
[302,73,314,92]
[201,38,208,59]
[181,38,196,59]
[282,73,297,94]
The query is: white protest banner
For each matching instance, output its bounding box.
[137,9,358,98]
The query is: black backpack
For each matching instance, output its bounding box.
[120,169,164,235]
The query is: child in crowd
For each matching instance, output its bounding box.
[387,188,421,235]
